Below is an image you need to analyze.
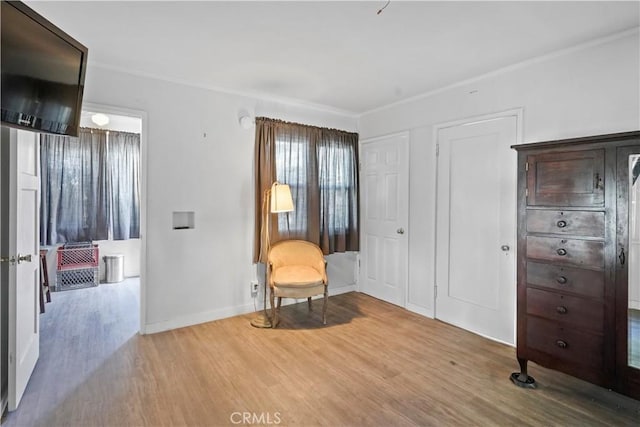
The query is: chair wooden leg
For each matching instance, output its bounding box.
[322,287,328,325]
[277,297,282,309]
[308,297,312,311]
[39,254,45,313]
[41,253,51,303]
[39,274,45,314]
[270,289,277,328]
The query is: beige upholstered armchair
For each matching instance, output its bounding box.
[267,240,328,327]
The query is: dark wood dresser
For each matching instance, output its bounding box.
[511,131,640,399]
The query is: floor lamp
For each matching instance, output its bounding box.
[251,182,294,328]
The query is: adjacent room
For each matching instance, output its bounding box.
[1,1,639,426]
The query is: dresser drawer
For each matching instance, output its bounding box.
[526,316,603,369]
[526,236,604,269]
[526,210,604,238]
[526,261,604,298]
[526,287,603,332]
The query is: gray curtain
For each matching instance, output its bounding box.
[253,117,359,262]
[40,128,109,244]
[40,128,140,245]
[108,130,140,240]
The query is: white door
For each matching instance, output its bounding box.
[435,116,517,344]
[360,133,409,306]
[4,128,40,411]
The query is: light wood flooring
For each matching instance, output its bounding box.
[2,280,640,426]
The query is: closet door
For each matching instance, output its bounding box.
[616,145,640,399]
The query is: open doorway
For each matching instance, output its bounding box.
[1,104,147,416]
[39,106,144,326]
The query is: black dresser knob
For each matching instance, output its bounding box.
[556,340,568,349]
[557,248,567,256]
[556,276,568,284]
[556,220,567,228]
[556,306,568,314]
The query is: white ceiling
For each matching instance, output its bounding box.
[26,1,640,115]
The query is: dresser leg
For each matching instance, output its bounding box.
[510,357,537,388]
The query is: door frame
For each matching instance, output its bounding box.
[358,131,410,308]
[432,108,523,344]
[83,102,149,334]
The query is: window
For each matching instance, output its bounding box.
[40,128,140,245]
[254,117,359,261]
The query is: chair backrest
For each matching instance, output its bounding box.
[268,240,327,282]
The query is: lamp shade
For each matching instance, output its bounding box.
[270,182,294,213]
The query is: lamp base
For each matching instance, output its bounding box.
[250,313,274,328]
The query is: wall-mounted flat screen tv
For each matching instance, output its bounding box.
[1,1,88,137]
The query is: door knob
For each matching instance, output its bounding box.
[17,254,32,264]
[396,228,405,235]
[0,256,16,265]
[501,245,510,251]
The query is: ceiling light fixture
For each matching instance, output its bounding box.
[91,113,109,126]
[377,0,391,15]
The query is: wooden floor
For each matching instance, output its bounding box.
[3,281,640,426]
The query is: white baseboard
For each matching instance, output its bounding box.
[406,302,434,319]
[330,284,357,296]
[143,302,256,334]
[142,284,358,335]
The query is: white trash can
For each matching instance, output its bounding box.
[104,254,125,283]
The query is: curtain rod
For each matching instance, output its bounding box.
[255,117,358,137]
[80,126,140,136]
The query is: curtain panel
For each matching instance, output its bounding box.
[253,117,359,263]
[40,128,140,245]
[108,130,141,240]
[41,128,109,244]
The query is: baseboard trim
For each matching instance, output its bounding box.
[142,285,358,334]
[330,284,357,296]
[406,303,434,319]
[143,302,256,334]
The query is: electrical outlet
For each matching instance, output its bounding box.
[251,280,259,297]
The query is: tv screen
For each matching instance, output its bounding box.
[1,1,88,137]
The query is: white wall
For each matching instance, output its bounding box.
[82,65,358,333]
[358,31,640,316]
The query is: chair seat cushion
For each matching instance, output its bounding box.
[272,265,324,287]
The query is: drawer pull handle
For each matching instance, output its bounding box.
[556,306,568,314]
[556,220,567,228]
[556,248,567,256]
[556,340,568,349]
[556,276,568,284]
